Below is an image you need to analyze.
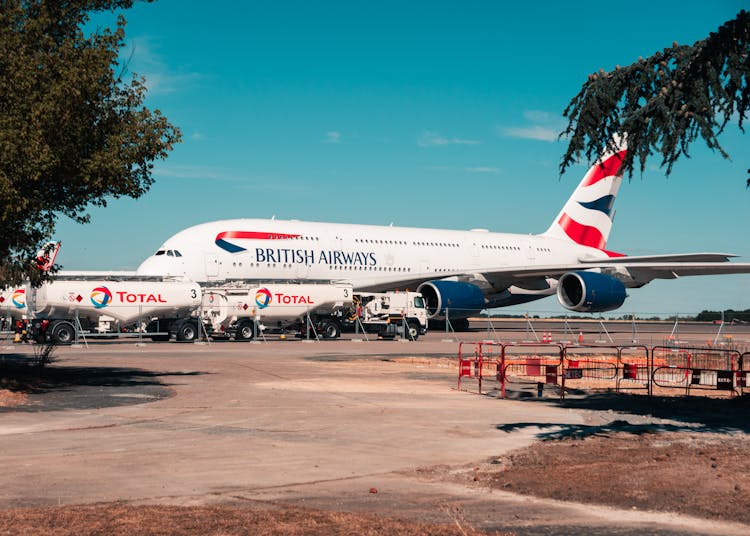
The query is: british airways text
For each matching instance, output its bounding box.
[255,248,377,266]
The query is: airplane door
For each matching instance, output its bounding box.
[205,254,220,279]
[523,241,536,263]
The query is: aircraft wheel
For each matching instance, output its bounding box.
[451,318,470,332]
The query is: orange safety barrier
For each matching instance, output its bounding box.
[617,346,652,396]
[736,352,750,396]
[651,346,741,396]
[456,341,507,394]
[500,342,564,399]
[457,342,743,399]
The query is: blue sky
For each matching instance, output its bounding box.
[55,0,750,316]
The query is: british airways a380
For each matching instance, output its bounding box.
[136,138,750,329]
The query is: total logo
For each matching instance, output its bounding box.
[255,288,316,308]
[255,288,272,309]
[90,286,113,309]
[12,289,26,309]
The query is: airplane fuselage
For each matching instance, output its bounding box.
[136,218,606,292]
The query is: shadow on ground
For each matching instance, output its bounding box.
[496,392,750,437]
[0,360,206,412]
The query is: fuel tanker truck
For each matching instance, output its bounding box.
[29,278,202,344]
[20,278,354,343]
[7,278,359,343]
[198,281,353,340]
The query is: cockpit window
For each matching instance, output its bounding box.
[155,250,166,256]
[167,250,174,257]
[174,250,182,257]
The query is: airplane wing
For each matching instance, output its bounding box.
[479,257,750,289]
[358,254,750,293]
[578,252,739,263]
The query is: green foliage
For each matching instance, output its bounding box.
[560,10,750,185]
[695,309,750,322]
[0,0,181,285]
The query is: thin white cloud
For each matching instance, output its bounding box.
[418,130,481,147]
[500,110,565,142]
[153,165,311,193]
[502,125,558,142]
[324,131,341,143]
[154,165,250,182]
[120,37,202,95]
[465,166,501,174]
[522,110,555,123]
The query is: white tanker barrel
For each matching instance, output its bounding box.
[34,280,202,325]
[0,286,29,319]
[201,283,353,326]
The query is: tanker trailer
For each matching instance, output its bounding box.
[200,282,353,340]
[0,286,29,320]
[32,278,202,344]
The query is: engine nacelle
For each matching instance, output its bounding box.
[557,271,627,313]
[416,280,486,319]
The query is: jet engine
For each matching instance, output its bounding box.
[416,280,486,319]
[556,271,627,313]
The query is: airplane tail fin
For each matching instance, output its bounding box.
[542,135,627,250]
[36,241,61,272]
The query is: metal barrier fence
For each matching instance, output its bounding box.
[500,343,564,398]
[652,346,741,396]
[456,341,745,399]
[740,352,750,396]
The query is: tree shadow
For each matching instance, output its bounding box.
[497,392,750,435]
[496,419,727,440]
[0,360,209,412]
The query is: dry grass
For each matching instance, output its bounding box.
[0,504,494,536]
[485,431,750,523]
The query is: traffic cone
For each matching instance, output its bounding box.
[577,331,583,344]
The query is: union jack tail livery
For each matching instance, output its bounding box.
[543,135,627,252]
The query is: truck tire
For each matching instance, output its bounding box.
[319,319,341,339]
[50,321,76,345]
[406,319,420,340]
[235,320,255,341]
[175,320,198,342]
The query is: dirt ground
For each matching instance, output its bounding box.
[481,431,750,523]
[3,392,749,534]
[2,349,750,535]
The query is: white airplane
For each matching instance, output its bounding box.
[136,138,750,329]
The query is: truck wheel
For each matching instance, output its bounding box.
[176,320,198,342]
[406,320,420,340]
[235,320,255,341]
[319,319,341,339]
[51,321,76,345]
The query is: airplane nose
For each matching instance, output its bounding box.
[136,256,168,276]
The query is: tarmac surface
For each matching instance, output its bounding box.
[1,323,749,535]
